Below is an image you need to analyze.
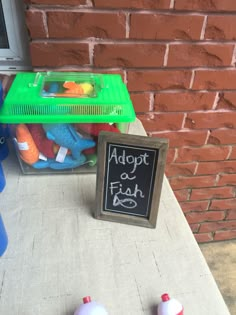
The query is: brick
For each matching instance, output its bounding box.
[94,0,170,9]
[205,16,236,40]
[65,68,124,77]
[214,230,236,241]
[216,92,236,110]
[191,187,235,200]
[94,44,166,68]
[168,44,234,67]
[166,148,176,163]
[194,233,213,243]
[130,93,150,112]
[30,42,89,67]
[139,113,184,132]
[227,210,236,220]
[165,162,197,177]
[185,211,225,224]
[68,68,125,80]
[185,112,236,129]
[197,161,236,175]
[93,69,125,78]
[230,146,236,159]
[193,70,236,90]
[190,223,200,233]
[151,131,208,148]
[169,175,216,190]
[208,129,236,145]
[130,14,203,40]
[174,189,189,202]
[210,198,236,210]
[176,146,230,163]
[217,174,236,186]
[154,92,215,112]
[199,220,236,233]
[25,10,47,39]
[47,12,126,39]
[174,0,236,11]
[127,70,192,92]
[25,0,87,4]
[180,200,209,213]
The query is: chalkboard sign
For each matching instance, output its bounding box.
[95,132,168,228]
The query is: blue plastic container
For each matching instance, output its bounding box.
[0,214,8,257]
[0,82,9,161]
[0,124,9,161]
[0,84,8,257]
[0,163,6,192]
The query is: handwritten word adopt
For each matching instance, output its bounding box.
[108,147,150,209]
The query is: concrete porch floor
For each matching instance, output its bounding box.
[1,73,235,313]
[200,240,236,315]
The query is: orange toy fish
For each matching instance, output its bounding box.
[16,124,39,165]
[63,81,84,95]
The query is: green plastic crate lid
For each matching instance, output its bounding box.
[0,72,136,123]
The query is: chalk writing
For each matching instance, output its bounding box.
[104,144,157,217]
[109,181,144,209]
[109,147,149,173]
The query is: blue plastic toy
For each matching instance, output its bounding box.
[32,155,87,170]
[0,163,6,192]
[0,214,8,257]
[0,124,9,161]
[42,123,95,160]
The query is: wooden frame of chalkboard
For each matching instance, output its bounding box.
[95,131,168,228]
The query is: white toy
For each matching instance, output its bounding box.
[74,296,108,315]
[157,293,183,315]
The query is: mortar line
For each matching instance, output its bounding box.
[200,16,208,40]
[123,70,127,84]
[231,44,236,66]
[181,113,187,129]
[226,146,232,160]
[88,42,95,65]
[204,130,211,145]
[212,92,220,110]
[170,0,175,9]
[189,70,195,89]
[42,10,49,38]
[149,93,155,111]
[163,44,169,67]
[173,148,178,162]
[125,12,130,39]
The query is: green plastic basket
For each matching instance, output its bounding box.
[0,72,136,124]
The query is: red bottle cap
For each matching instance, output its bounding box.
[161,293,170,302]
[83,296,91,304]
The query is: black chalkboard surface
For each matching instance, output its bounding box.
[95,132,168,228]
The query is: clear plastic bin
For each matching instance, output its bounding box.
[9,122,129,174]
[0,72,135,174]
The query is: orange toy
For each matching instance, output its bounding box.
[16,124,39,165]
[63,81,84,95]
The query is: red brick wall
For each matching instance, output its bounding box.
[24,0,236,243]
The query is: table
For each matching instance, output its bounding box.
[0,119,230,315]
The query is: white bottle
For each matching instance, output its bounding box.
[74,296,108,315]
[157,293,183,315]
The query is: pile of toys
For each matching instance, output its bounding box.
[14,122,120,170]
